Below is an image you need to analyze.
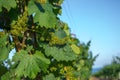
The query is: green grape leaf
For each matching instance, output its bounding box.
[0,0,16,12]
[12,50,50,79]
[1,72,11,80]
[0,47,10,61]
[43,73,56,80]
[0,34,10,61]
[1,69,21,80]
[0,65,8,77]
[71,44,80,54]
[43,44,76,61]
[28,0,57,28]
[55,29,67,39]
[8,8,20,23]
[0,34,8,46]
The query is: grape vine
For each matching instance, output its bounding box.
[0,0,98,80]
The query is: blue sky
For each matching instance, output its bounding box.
[59,0,120,68]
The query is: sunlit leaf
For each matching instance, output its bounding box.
[71,44,80,54]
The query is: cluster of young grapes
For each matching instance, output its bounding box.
[49,33,68,46]
[37,27,51,42]
[49,63,76,79]
[60,66,77,80]
[73,59,85,71]
[10,8,28,36]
